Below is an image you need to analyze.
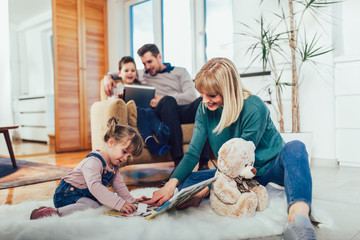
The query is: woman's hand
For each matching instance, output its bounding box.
[144,178,179,206]
[176,187,210,210]
[121,202,137,214]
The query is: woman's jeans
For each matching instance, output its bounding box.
[177,169,216,191]
[177,140,312,211]
[256,140,312,211]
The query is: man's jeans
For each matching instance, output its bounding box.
[137,107,162,140]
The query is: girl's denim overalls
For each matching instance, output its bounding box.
[53,152,115,208]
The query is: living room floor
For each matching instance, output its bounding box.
[0,140,359,240]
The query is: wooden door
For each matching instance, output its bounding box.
[83,0,108,147]
[52,0,107,152]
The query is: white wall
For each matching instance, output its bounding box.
[341,0,360,58]
[107,0,126,72]
[10,11,53,97]
[0,1,13,127]
[233,0,336,164]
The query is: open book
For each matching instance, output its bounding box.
[105,175,217,220]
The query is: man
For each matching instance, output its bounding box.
[103,43,210,170]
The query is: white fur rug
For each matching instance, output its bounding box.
[0,185,294,240]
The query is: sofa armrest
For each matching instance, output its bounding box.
[91,99,128,150]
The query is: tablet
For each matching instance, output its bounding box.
[123,85,155,108]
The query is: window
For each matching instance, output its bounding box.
[126,0,234,74]
[130,0,154,68]
[162,0,192,74]
[205,0,233,61]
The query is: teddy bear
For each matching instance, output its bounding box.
[210,138,268,218]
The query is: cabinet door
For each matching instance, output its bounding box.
[52,0,107,152]
[83,0,108,148]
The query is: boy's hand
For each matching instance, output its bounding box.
[121,202,137,214]
[116,92,124,99]
[103,75,116,97]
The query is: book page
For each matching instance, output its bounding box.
[105,202,159,218]
[145,176,217,220]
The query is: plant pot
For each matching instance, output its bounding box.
[280,132,313,164]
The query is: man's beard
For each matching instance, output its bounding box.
[149,69,158,76]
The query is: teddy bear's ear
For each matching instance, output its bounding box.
[249,141,255,151]
[218,141,231,159]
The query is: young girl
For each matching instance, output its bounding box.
[111,56,171,156]
[30,117,146,219]
[146,58,317,240]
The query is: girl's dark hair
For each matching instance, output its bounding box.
[118,56,141,85]
[104,117,143,157]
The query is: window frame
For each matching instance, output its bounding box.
[123,0,207,76]
[124,0,163,56]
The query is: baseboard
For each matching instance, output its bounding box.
[310,158,338,167]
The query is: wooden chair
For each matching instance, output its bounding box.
[0,126,19,168]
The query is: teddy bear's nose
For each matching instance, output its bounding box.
[251,168,257,175]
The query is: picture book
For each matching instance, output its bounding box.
[105,175,217,220]
[105,202,159,218]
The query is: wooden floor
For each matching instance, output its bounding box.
[0,140,179,206]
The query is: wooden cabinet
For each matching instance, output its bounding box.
[52,0,108,152]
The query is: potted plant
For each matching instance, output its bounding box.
[241,0,336,132]
[239,0,338,159]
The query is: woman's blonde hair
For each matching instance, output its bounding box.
[195,58,251,134]
[104,117,143,157]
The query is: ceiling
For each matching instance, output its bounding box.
[8,0,52,25]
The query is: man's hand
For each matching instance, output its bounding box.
[150,95,164,108]
[103,75,116,97]
[144,178,178,206]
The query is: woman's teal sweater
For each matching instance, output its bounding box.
[172,95,285,183]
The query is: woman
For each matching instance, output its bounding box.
[145,58,316,240]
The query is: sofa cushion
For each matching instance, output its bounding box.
[126,100,137,127]
[181,124,194,144]
[91,99,128,150]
